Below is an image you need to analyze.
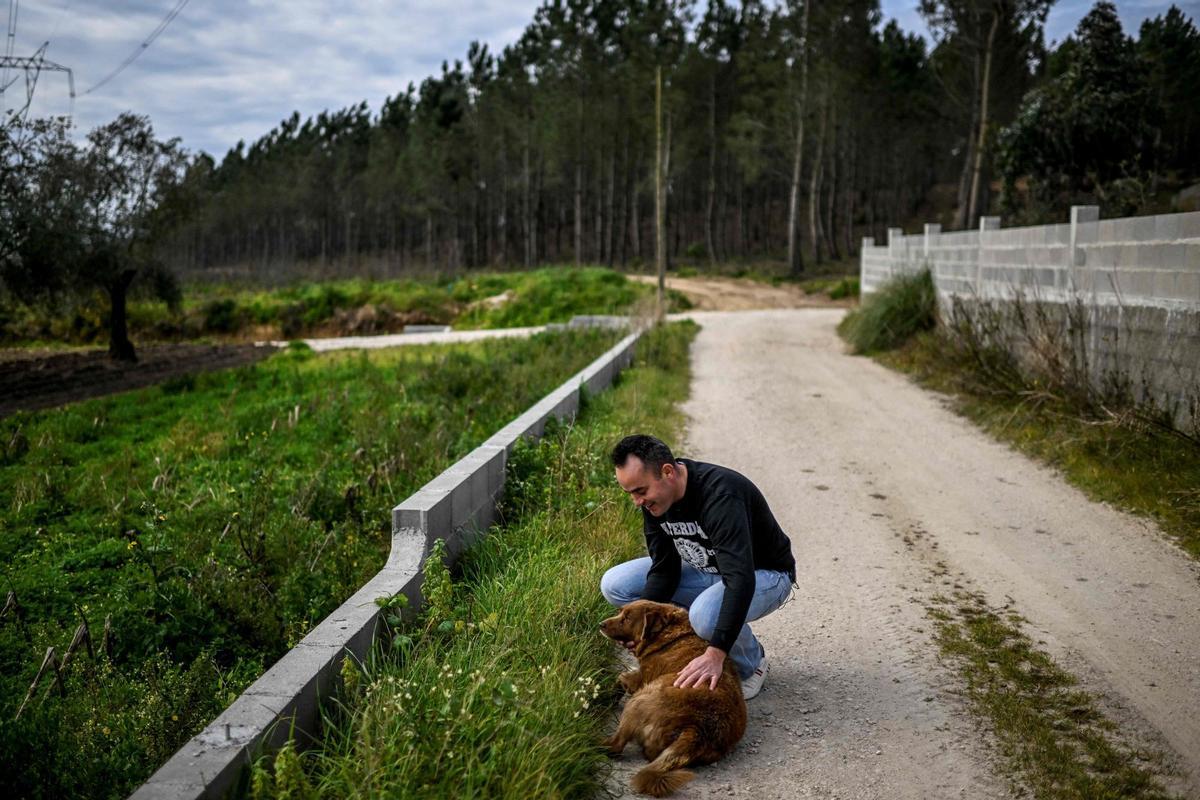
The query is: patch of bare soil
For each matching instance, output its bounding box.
[0,343,278,418]
[628,274,852,312]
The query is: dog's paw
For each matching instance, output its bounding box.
[618,670,642,694]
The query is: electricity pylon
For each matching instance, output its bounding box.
[1,42,76,121]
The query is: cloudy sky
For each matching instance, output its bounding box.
[3,0,1196,159]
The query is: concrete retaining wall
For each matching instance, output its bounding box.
[859,208,1200,427]
[131,329,641,800]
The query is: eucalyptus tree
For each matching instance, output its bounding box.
[921,0,1052,229]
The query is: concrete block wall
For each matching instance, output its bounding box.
[860,208,1200,428]
[131,329,642,800]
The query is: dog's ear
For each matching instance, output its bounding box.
[638,606,668,644]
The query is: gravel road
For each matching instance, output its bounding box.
[607,309,1200,799]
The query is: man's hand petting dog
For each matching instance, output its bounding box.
[673,646,726,691]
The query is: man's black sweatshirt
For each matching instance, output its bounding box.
[640,458,796,653]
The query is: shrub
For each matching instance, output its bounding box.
[202,299,240,333]
[838,269,936,353]
[828,277,860,300]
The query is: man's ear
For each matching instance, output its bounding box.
[659,462,675,481]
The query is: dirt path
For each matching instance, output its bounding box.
[608,309,1200,799]
[628,274,850,311]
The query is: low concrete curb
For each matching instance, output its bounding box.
[131,329,641,800]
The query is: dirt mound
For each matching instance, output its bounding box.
[0,343,278,419]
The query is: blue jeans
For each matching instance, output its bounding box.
[600,557,793,679]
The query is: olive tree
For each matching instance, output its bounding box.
[0,112,186,360]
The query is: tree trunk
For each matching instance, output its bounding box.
[786,0,812,276]
[426,213,434,268]
[655,66,666,321]
[630,146,641,262]
[524,129,533,269]
[825,109,840,261]
[500,136,509,264]
[606,146,616,268]
[967,12,1000,227]
[663,109,673,271]
[594,161,603,264]
[953,45,982,231]
[809,82,829,265]
[705,69,718,266]
[574,160,583,265]
[107,268,138,363]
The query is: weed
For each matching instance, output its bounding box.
[930,591,1174,799]
[0,328,620,799]
[251,322,698,799]
[838,269,936,353]
[828,277,860,300]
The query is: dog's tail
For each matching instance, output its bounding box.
[630,729,700,797]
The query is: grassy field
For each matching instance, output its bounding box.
[0,266,692,346]
[247,322,697,799]
[0,328,621,799]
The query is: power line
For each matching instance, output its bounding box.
[2,0,19,96]
[83,0,190,95]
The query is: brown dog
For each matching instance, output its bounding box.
[599,599,747,797]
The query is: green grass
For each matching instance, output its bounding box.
[929,590,1175,799]
[878,332,1200,560]
[0,267,686,345]
[837,269,936,354]
[249,322,698,799]
[0,328,620,799]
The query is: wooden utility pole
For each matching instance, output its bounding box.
[655,66,666,324]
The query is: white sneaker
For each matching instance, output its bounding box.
[741,654,769,700]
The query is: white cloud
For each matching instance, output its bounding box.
[7,0,541,156]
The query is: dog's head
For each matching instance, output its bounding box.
[600,599,691,655]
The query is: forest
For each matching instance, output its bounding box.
[147,0,1198,278]
[3,0,1199,319]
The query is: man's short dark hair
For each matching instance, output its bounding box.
[611,434,677,473]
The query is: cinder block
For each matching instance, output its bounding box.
[1155,214,1182,241]
[1113,217,1139,241]
[1093,269,1121,294]
[1175,271,1200,303]
[1153,270,1179,299]
[1131,215,1157,242]
[1124,270,1156,297]
[1132,243,1162,269]
[1154,243,1186,269]
[1185,243,1200,268]
[1177,212,1200,241]
[1114,244,1139,268]
[1034,268,1057,288]
[1073,269,1094,293]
